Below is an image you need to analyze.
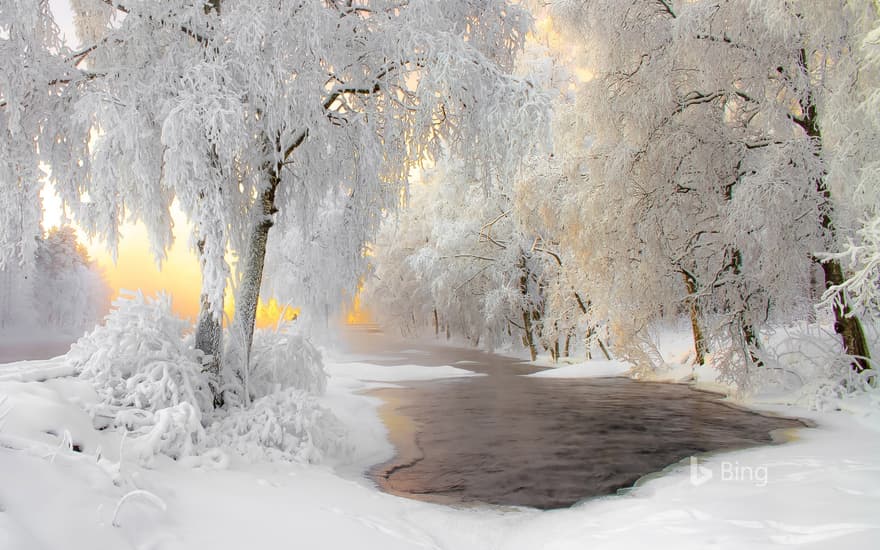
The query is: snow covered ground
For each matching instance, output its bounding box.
[1,341,879,549]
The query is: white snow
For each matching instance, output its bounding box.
[1,338,879,549]
[526,359,632,378]
[0,357,75,383]
[325,361,484,383]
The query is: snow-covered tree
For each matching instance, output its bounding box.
[3,0,548,403]
[822,9,880,327]
[367,25,621,362]
[551,0,877,381]
[368,161,552,356]
[367,150,609,361]
[33,225,110,330]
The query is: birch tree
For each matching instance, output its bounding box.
[3,0,547,403]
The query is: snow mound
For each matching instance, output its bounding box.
[207,388,350,463]
[0,356,75,382]
[0,378,102,455]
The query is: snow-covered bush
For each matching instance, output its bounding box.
[69,291,212,461]
[749,321,879,410]
[68,292,348,465]
[248,325,326,399]
[207,388,350,463]
[209,325,348,463]
[121,402,205,462]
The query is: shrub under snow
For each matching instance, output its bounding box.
[69,291,211,461]
[210,326,350,463]
[69,291,348,465]
[248,325,327,398]
[207,388,350,463]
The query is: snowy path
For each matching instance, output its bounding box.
[1,331,879,549]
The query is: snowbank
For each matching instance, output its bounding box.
[526,359,632,378]
[0,357,75,382]
[326,361,482,382]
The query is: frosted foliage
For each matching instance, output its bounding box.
[544,0,879,383]
[824,216,880,318]
[206,389,350,464]
[248,326,327,399]
[70,291,213,460]
[261,186,371,326]
[367,158,565,350]
[1,0,548,330]
[68,292,346,464]
[0,1,57,272]
[69,0,112,45]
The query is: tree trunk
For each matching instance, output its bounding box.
[584,326,593,360]
[823,259,871,372]
[740,319,763,367]
[795,48,871,372]
[195,292,224,404]
[519,254,538,362]
[597,338,612,361]
[232,162,280,377]
[194,237,224,407]
[681,271,707,366]
[433,307,439,337]
[563,331,572,358]
[522,309,537,362]
[574,291,613,360]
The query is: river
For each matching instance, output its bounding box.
[341,325,805,510]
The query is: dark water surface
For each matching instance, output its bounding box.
[343,325,805,510]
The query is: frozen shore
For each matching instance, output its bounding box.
[1,346,878,549]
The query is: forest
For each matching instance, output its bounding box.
[1,1,879,549]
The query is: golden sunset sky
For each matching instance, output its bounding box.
[42,187,205,320]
